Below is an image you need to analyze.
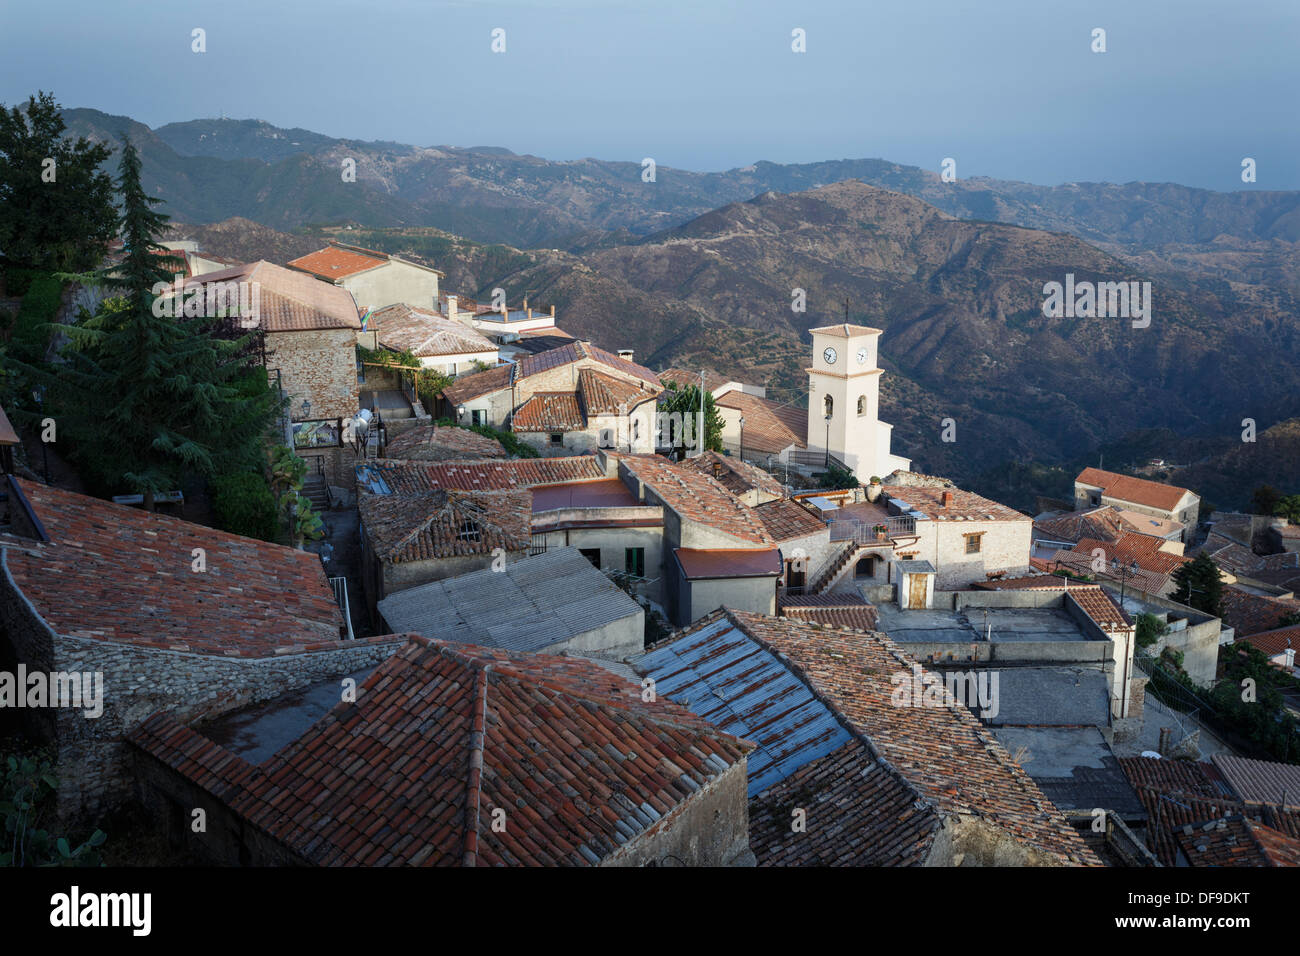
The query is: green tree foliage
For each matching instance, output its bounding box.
[268,445,324,546]
[45,138,278,508]
[1274,493,1300,525]
[659,381,724,455]
[212,471,278,540]
[1208,644,1299,763]
[0,91,116,276]
[1170,552,1224,617]
[1252,484,1282,517]
[431,418,539,458]
[1,752,106,867]
[1135,612,1169,648]
[820,462,859,490]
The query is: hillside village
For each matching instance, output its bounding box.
[3,220,1300,869]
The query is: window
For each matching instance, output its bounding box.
[579,548,601,569]
[625,547,645,577]
[632,419,640,443]
[458,521,481,542]
[471,409,486,426]
[964,533,982,554]
[823,395,833,418]
[1089,492,1101,506]
[857,396,865,416]
[549,433,564,446]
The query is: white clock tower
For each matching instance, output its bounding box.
[806,324,910,479]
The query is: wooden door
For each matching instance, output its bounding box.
[907,573,928,609]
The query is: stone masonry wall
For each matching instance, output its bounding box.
[267,328,359,422]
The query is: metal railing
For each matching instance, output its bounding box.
[828,515,916,543]
[329,576,354,640]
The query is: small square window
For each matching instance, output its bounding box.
[458,521,481,542]
[550,433,564,446]
[964,534,982,554]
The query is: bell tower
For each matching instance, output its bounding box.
[806,324,910,478]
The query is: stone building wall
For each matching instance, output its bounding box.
[266,328,359,422]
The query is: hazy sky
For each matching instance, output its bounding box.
[3,0,1297,189]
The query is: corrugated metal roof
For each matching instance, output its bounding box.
[377,547,641,653]
[631,617,853,796]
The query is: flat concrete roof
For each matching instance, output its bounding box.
[875,605,1093,644]
[993,727,1146,817]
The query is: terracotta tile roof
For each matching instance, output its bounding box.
[779,594,879,632]
[0,404,18,445]
[1049,548,1171,595]
[881,484,1028,522]
[1212,754,1300,809]
[358,456,605,495]
[1222,585,1300,637]
[674,548,782,579]
[366,304,495,357]
[683,451,785,502]
[1199,532,1300,577]
[1,478,343,656]
[358,488,532,563]
[129,636,751,866]
[658,367,729,394]
[722,610,1099,865]
[619,455,773,545]
[516,341,660,388]
[511,392,586,432]
[1173,815,1300,867]
[578,367,659,416]
[715,391,808,453]
[287,245,386,280]
[1075,468,1193,513]
[384,425,507,462]
[752,496,828,541]
[1075,534,1187,575]
[182,260,360,332]
[808,323,883,337]
[1236,624,1300,660]
[1034,507,1133,544]
[749,738,933,865]
[442,363,513,405]
[1065,587,1131,630]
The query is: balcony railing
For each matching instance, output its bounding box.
[329,576,354,640]
[828,516,916,544]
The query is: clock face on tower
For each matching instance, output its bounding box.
[823,347,837,365]
[856,347,868,365]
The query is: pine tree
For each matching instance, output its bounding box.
[52,137,278,510]
[1170,553,1224,618]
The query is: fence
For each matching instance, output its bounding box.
[828,516,916,544]
[329,576,354,640]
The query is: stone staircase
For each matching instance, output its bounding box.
[809,542,866,595]
[301,474,331,512]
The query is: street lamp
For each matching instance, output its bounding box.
[1111,557,1140,605]
[300,398,312,420]
[738,415,745,462]
[456,403,466,424]
[824,412,832,469]
[31,386,50,485]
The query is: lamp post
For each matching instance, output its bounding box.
[301,398,311,420]
[456,403,466,425]
[824,412,832,469]
[1111,557,1140,606]
[31,386,50,485]
[738,415,745,462]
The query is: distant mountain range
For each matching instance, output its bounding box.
[62,109,1300,506]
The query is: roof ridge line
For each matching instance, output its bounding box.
[462,662,491,867]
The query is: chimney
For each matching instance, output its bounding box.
[550,305,556,318]
[1157,727,1172,756]
[1286,645,1296,670]
[446,294,457,317]
[618,349,635,362]
[523,297,528,312]
[941,491,954,508]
